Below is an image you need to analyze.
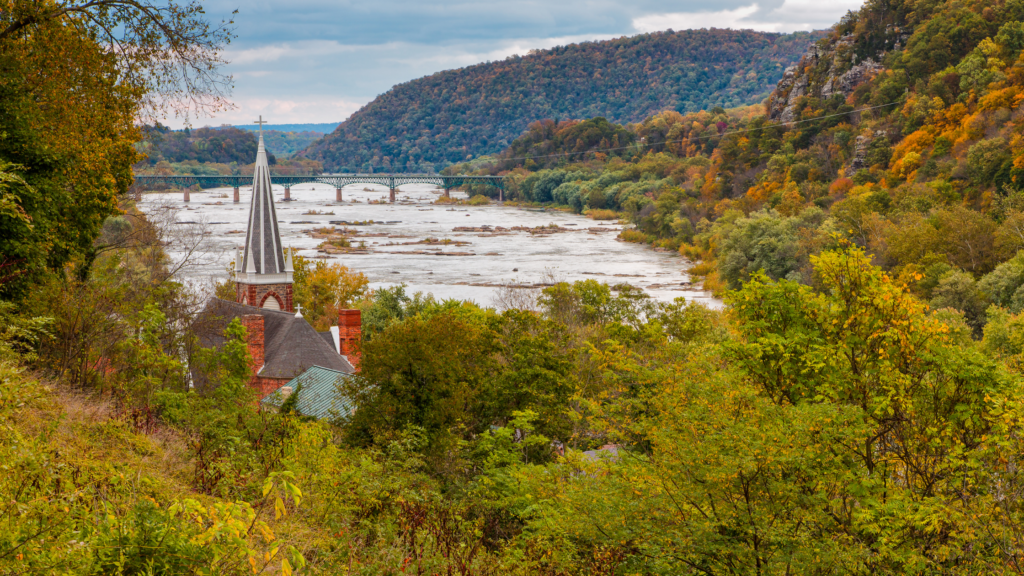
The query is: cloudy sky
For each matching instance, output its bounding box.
[185,0,865,128]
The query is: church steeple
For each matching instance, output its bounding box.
[234,116,294,311]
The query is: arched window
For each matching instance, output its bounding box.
[261,293,282,310]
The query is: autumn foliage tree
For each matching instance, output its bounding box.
[0,0,234,295]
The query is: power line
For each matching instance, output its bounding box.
[489,100,902,164]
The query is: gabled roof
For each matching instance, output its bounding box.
[241,130,285,275]
[261,366,355,420]
[197,299,355,380]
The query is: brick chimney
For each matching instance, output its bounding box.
[338,309,362,371]
[240,314,265,377]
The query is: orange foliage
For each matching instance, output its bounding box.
[979,86,1022,111]
[829,178,854,196]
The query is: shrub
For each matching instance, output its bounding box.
[586,209,619,220]
[467,194,490,206]
[618,229,650,244]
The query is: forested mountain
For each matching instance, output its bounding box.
[299,29,824,172]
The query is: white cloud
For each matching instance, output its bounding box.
[633,4,763,33]
[632,0,864,34]
[224,40,383,65]
[194,97,365,127]
[384,34,619,69]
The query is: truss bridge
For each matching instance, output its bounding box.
[132,173,507,203]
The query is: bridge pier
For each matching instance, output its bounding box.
[233,187,239,203]
[183,189,190,203]
[499,188,503,202]
[284,186,291,201]
[443,188,450,199]
[336,187,343,202]
[389,188,396,203]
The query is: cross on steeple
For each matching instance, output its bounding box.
[295,303,304,318]
[254,115,267,137]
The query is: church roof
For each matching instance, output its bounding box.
[196,299,355,380]
[241,129,286,276]
[260,366,355,421]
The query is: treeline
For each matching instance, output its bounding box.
[299,28,824,172]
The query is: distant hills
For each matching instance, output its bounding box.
[299,28,825,172]
[229,123,339,134]
[137,125,271,166]
[136,124,332,164]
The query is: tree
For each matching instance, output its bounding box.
[291,256,369,331]
[717,209,807,289]
[343,310,499,458]
[0,0,234,296]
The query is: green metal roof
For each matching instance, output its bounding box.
[261,365,355,420]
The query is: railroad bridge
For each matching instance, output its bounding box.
[131,173,507,203]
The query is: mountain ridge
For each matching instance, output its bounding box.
[299,28,827,172]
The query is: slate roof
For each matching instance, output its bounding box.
[196,298,355,380]
[241,131,285,275]
[261,366,355,420]
[318,330,336,352]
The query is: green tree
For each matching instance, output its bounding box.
[343,310,499,458]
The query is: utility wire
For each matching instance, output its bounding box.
[489,100,902,164]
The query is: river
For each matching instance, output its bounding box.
[138,183,717,308]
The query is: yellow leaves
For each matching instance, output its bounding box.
[274,497,286,520]
[256,523,275,543]
[891,151,923,182]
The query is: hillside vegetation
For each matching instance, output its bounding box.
[299,29,823,172]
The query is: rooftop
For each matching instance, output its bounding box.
[261,366,355,420]
[196,298,355,380]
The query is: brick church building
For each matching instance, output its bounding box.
[196,123,361,399]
